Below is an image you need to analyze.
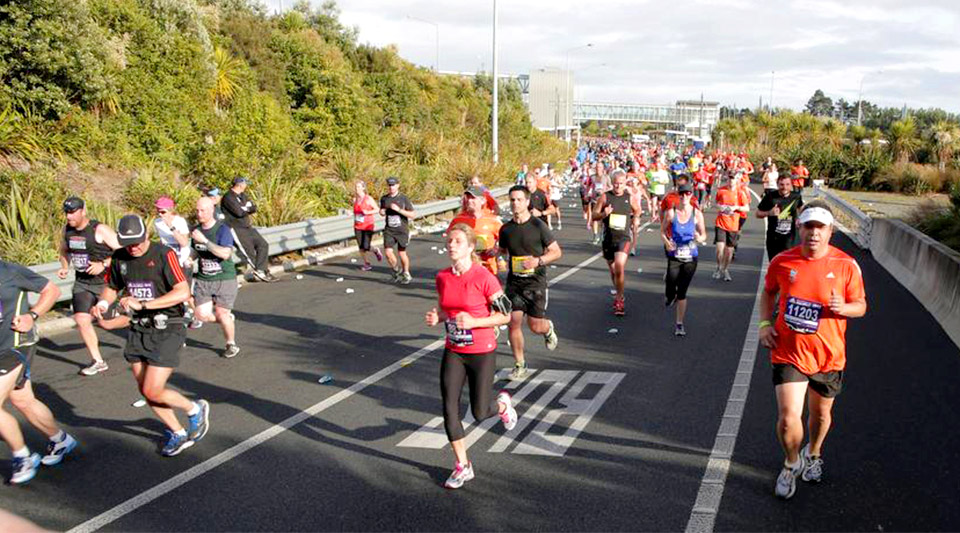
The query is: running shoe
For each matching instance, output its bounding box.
[10,453,40,485]
[544,320,559,351]
[373,248,383,262]
[189,319,204,330]
[251,269,270,282]
[160,430,193,457]
[774,456,805,499]
[674,324,686,337]
[509,361,528,381]
[723,270,733,282]
[801,444,823,483]
[359,263,373,272]
[497,391,518,431]
[80,360,108,376]
[263,271,280,283]
[711,269,722,280]
[223,343,240,359]
[41,433,77,466]
[613,296,625,317]
[392,269,403,283]
[400,272,412,285]
[187,400,210,442]
[443,462,475,489]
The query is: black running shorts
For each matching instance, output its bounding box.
[505,282,548,319]
[124,325,187,368]
[772,363,844,398]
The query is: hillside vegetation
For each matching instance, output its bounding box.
[0,0,569,264]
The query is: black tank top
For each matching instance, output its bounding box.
[64,220,112,283]
[602,191,633,240]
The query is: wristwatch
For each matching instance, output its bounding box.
[28,311,39,321]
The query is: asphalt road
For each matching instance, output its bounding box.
[2,188,957,532]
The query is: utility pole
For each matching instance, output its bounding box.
[770,71,775,113]
[491,0,499,163]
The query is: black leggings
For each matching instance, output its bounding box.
[666,257,698,302]
[440,348,499,441]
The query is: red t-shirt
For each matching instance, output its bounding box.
[765,246,866,374]
[436,263,501,354]
[715,187,742,232]
[353,195,375,230]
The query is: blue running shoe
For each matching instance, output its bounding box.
[160,430,194,457]
[187,400,210,442]
[42,433,78,466]
[10,453,41,484]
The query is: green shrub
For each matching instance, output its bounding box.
[122,167,201,218]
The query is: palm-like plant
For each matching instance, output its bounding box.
[928,120,960,171]
[212,47,243,112]
[886,117,921,163]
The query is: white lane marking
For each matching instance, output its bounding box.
[684,254,769,533]
[748,187,763,202]
[66,339,443,533]
[548,220,651,285]
[71,236,605,533]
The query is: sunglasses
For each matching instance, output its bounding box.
[157,209,169,214]
[680,191,693,196]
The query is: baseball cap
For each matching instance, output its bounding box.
[386,177,400,186]
[117,214,147,247]
[62,196,84,213]
[798,206,834,226]
[206,188,221,197]
[154,196,175,210]
[232,176,249,186]
[463,186,484,197]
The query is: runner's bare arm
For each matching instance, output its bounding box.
[96,224,123,250]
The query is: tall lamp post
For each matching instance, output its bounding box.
[857,70,883,127]
[491,0,499,163]
[406,16,439,72]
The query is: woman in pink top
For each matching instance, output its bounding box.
[425,223,518,489]
[352,180,382,271]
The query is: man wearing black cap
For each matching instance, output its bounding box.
[379,177,416,284]
[222,177,276,283]
[57,196,121,376]
[92,215,210,457]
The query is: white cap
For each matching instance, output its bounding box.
[798,206,834,226]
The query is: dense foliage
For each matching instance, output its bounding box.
[0,0,569,264]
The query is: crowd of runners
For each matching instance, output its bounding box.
[0,138,864,503]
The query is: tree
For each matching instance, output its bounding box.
[805,90,834,117]
[886,117,921,163]
[928,120,960,171]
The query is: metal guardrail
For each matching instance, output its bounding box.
[814,187,873,249]
[31,186,511,303]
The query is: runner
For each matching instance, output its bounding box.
[379,177,416,284]
[0,260,77,484]
[702,156,717,209]
[758,201,867,499]
[660,182,707,336]
[525,173,556,226]
[756,173,804,260]
[499,185,561,380]
[550,169,565,231]
[790,159,810,191]
[447,187,503,276]
[593,169,642,316]
[222,177,277,283]
[647,161,669,222]
[352,180,383,272]
[91,215,210,457]
[191,197,241,358]
[713,174,749,281]
[153,196,195,323]
[425,223,517,489]
[515,164,529,186]
[57,196,120,376]
[669,156,687,188]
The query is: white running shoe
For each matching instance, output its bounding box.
[80,360,108,376]
[497,391,518,431]
[723,270,733,282]
[444,462,475,489]
[544,321,558,351]
[774,456,805,499]
[711,269,722,280]
[41,433,78,466]
[10,453,41,484]
[801,444,823,483]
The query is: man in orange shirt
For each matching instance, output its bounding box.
[759,200,867,500]
[791,159,810,190]
[713,174,748,281]
[448,187,504,276]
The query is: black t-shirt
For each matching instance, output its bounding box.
[108,243,187,319]
[379,193,414,234]
[601,191,634,242]
[499,215,556,286]
[529,190,551,223]
[757,191,804,240]
[0,261,47,352]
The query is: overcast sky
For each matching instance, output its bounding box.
[263,0,960,113]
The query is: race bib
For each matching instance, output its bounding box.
[784,296,822,334]
[200,258,223,276]
[775,218,793,235]
[675,243,695,262]
[70,253,90,270]
[511,256,535,277]
[127,281,157,301]
[354,214,365,224]
[719,205,735,215]
[445,319,474,347]
[387,215,402,228]
[609,213,627,231]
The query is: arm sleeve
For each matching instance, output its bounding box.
[845,261,866,301]
[246,195,258,214]
[163,249,187,287]
[222,193,247,219]
[11,264,50,293]
[480,268,501,301]
[216,224,234,247]
[540,224,557,248]
[174,217,189,234]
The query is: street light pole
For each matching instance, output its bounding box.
[407,16,439,72]
[769,70,775,113]
[857,70,883,127]
[563,43,593,144]
[492,0,499,163]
